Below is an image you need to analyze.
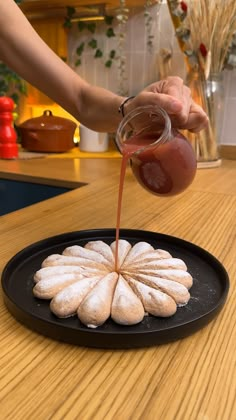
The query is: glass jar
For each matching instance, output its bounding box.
[184,70,224,167]
[116,106,197,196]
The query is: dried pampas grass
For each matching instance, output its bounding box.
[185,0,236,74]
[167,0,236,76]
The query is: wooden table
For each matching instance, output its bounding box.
[0,158,235,419]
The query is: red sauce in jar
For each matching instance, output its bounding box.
[127,130,196,196]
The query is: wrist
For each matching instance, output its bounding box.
[118,96,135,117]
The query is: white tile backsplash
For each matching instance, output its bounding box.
[221,98,236,145]
[68,3,236,146]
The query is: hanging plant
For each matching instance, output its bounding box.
[63,6,76,30]
[0,63,27,105]
[115,0,130,96]
[64,8,116,68]
[144,1,162,52]
[0,0,27,107]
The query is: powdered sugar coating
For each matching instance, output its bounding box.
[33,240,193,328]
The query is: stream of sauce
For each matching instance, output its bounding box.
[114,153,130,272]
[114,132,197,271]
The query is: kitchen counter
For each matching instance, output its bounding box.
[0,156,121,187]
[0,158,235,419]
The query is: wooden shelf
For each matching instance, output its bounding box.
[21,0,147,20]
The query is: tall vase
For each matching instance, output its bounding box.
[185,70,224,168]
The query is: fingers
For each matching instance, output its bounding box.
[185,102,209,132]
[157,77,192,118]
[134,76,209,132]
[171,101,209,132]
[153,77,194,127]
[139,92,208,132]
[130,91,183,117]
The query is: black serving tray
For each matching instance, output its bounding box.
[1,229,229,349]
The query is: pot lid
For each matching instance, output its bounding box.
[19,110,77,131]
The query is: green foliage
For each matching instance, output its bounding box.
[0,1,26,104]
[64,6,76,29]
[75,58,82,67]
[94,49,103,58]
[87,23,96,34]
[0,63,27,105]
[105,50,116,67]
[104,16,114,25]
[109,50,116,59]
[88,39,98,49]
[76,42,85,56]
[77,21,86,32]
[106,28,115,38]
[63,8,116,68]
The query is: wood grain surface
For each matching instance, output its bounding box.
[0,158,235,420]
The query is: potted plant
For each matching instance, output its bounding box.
[0,0,27,118]
[0,62,27,108]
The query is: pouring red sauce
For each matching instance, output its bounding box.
[114,106,197,269]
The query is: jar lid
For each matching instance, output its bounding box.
[19,110,77,131]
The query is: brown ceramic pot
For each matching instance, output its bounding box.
[18,110,77,152]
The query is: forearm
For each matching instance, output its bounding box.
[0,1,208,134]
[0,0,124,131]
[78,84,124,131]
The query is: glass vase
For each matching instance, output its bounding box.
[185,70,224,168]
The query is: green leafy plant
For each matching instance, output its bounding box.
[0,0,27,106]
[0,63,27,105]
[64,8,116,68]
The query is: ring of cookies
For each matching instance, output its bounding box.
[33,240,193,328]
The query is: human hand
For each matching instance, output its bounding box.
[125,76,208,133]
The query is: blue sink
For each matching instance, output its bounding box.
[0,178,81,216]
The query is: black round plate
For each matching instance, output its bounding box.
[1,229,229,348]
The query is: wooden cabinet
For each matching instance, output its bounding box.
[20,0,147,115]
[21,0,147,20]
